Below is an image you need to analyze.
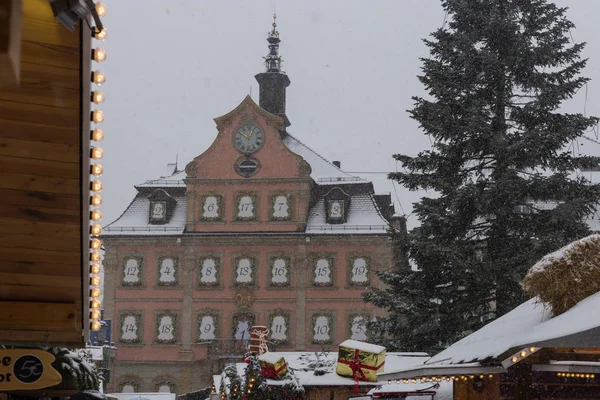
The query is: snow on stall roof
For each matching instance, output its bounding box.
[527,234,600,275]
[216,352,430,389]
[259,352,286,364]
[368,380,453,399]
[306,194,390,234]
[426,290,600,366]
[339,340,386,354]
[103,193,186,236]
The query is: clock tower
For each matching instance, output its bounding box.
[255,14,291,130]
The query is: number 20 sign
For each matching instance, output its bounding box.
[0,349,62,390]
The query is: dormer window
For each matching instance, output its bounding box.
[324,187,351,224]
[148,189,177,225]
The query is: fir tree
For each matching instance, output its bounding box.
[365,0,600,353]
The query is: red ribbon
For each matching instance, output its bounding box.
[338,349,384,394]
[261,360,287,379]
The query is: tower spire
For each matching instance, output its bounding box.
[255,14,291,130]
[264,14,283,73]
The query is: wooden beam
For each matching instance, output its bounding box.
[0,171,80,195]
[21,40,79,70]
[0,99,80,127]
[0,118,80,144]
[0,188,80,211]
[0,231,81,252]
[0,283,81,302]
[0,329,83,347]
[0,201,81,224]
[0,272,80,289]
[0,216,80,237]
[0,260,81,277]
[0,61,80,109]
[0,301,78,331]
[0,137,79,162]
[0,0,22,89]
[0,155,80,179]
[0,245,80,265]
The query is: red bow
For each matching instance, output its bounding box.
[338,349,383,394]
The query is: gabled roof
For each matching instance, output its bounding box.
[282,133,367,183]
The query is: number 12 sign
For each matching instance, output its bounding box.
[0,349,62,390]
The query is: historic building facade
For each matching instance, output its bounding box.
[102,20,401,394]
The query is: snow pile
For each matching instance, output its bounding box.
[523,234,600,315]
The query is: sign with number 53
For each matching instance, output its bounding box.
[0,349,62,390]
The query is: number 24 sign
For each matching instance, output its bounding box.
[0,349,62,390]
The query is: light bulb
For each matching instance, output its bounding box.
[91,194,102,207]
[92,71,105,85]
[91,210,102,221]
[94,27,107,41]
[90,224,102,236]
[90,251,101,262]
[91,128,104,142]
[92,91,105,104]
[90,288,101,298]
[520,350,526,357]
[529,347,536,353]
[91,110,104,123]
[96,1,107,17]
[90,238,102,250]
[92,48,106,63]
[91,147,103,160]
[91,180,103,192]
[91,320,102,331]
[91,164,103,177]
[90,299,101,309]
[90,309,101,320]
[90,263,101,274]
[91,275,101,286]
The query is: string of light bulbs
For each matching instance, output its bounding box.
[89,1,107,332]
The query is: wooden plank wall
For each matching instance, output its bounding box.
[0,0,89,346]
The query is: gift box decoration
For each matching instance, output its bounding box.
[258,352,288,380]
[336,339,386,383]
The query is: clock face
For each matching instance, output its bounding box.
[234,124,264,154]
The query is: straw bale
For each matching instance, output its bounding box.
[523,234,600,315]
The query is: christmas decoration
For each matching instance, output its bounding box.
[336,340,385,393]
[258,352,288,380]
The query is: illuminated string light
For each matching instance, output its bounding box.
[96,1,107,17]
[91,109,104,123]
[91,147,103,160]
[92,48,106,63]
[92,91,105,104]
[91,164,103,176]
[91,128,104,141]
[92,71,105,85]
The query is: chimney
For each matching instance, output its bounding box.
[333,161,341,169]
[255,14,291,129]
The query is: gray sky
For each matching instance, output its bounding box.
[99,1,600,229]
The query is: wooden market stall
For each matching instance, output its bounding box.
[379,235,600,400]
[0,0,106,348]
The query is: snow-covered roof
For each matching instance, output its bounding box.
[103,193,186,236]
[425,290,600,367]
[306,194,390,234]
[282,134,366,182]
[135,170,186,188]
[218,351,429,389]
[368,380,453,399]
